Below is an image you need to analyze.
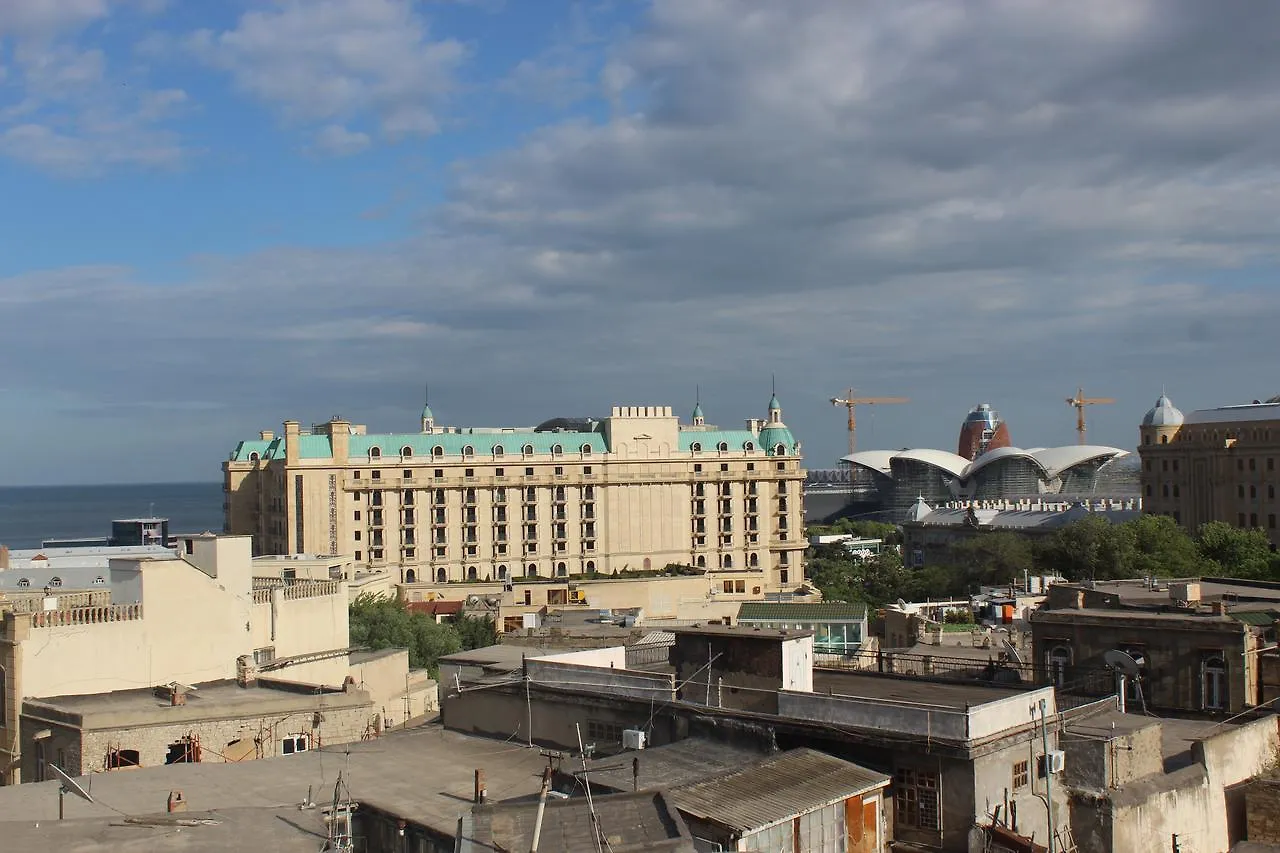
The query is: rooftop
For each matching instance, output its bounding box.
[0,724,548,838]
[460,790,696,853]
[666,748,889,835]
[810,670,1033,710]
[580,739,772,794]
[737,601,867,621]
[671,625,814,641]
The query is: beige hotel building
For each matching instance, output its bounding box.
[224,396,808,592]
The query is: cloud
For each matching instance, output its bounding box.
[6,0,1280,481]
[311,124,372,157]
[189,0,465,145]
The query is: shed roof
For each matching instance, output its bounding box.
[666,748,888,835]
[737,602,867,621]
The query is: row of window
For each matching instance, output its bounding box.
[12,576,106,589]
[1144,429,1276,445]
[1044,644,1229,709]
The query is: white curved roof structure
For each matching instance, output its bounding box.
[962,446,1047,480]
[1030,446,1127,479]
[842,450,897,476]
[892,448,970,478]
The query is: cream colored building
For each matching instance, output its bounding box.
[0,534,425,785]
[224,396,808,592]
[1138,395,1280,547]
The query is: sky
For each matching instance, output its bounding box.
[2,0,1279,485]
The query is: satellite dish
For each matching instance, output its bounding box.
[1001,639,1024,667]
[49,763,94,803]
[896,599,908,610]
[1104,649,1143,677]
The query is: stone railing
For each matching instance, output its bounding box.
[250,579,342,603]
[31,603,144,628]
[5,591,112,614]
[252,588,273,605]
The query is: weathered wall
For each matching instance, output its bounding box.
[1193,714,1280,849]
[779,690,968,741]
[1245,778,1280,843]
[1107,766,1213,853]
[1063,721,1162,792]
[970,738,1068,851]
[525,659,675,702]
[672,634,784,713]
[534,647,627,668]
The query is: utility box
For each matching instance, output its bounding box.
[1040,750,1066,776]
[622,729,647,751]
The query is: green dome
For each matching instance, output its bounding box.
[768,394,782,412]
[421,404,434,421]
[758,425,796,455]
[691,403,704,420]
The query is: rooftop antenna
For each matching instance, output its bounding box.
[48,763,94,821]
[323,771,356,851]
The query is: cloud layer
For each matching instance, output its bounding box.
[3,0,1280,482]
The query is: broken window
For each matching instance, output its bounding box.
[107,748,141,770]
[894,768,940,831]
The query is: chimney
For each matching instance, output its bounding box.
[167,791,187,813]
[474,769,487,804]
[259,430,275,441]
[170,685,187,707]
[236,655,258,688]
[1210,601,1226,616]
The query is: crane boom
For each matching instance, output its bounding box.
[830,388,908,456]
[1065,386,1115,445]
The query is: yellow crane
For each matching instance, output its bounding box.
[1065,386,1115,445]
[830,388,908,456]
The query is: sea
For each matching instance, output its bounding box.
[0,482,225,550]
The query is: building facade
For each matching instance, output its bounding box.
[224,397,808,591]
[1138,394,1280,546]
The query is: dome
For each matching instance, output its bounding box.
[758,425,797,455]
[691,403,704,421]
[1142,395,1184,428]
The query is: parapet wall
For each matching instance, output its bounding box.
[525,659,675,702]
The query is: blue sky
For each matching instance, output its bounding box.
[3,0,1280,485]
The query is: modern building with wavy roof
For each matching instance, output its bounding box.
[224,394,807,592]
[844,444,1131,521]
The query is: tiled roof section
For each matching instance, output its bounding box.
[678,429,760,452]
[737,602,867,621]
[667,748,889,834]
[1230,609,1279,627]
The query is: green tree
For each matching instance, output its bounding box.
[1196,522,1273,579]
[948,532,1033,586]
[1036,515,1135,580]
[1126,514,1204,578]
[456,615,498,651]
[349,593,462,676]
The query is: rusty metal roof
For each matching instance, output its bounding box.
[666,748,889,835]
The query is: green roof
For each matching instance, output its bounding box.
[691,403,704,420]
[1230,609,1279,626]
[757,425,797,455]
[768,394,782,411]
[737,602,867,622]
[678,430,760,453]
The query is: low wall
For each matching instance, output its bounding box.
[531,647,627,668]
[525,659,674,702]
[778,690,969,740]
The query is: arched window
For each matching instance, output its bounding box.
[493,445,505,457]
[585,560,595,572]
[370,447,382,459]
[717,441,729,452]
[522,444,534,456]
[551,444,563,456]
[433,568,445,583]
[1203,656,1226,710]
[249,452,260,462]
[401,446,414,457]
[1160,435,1168,444]
[690,442,702,453]
[721,555,733,569]
[462,445,474,458]
[17,578,30,588]
[497,565,508,579]
[695,556,706,568]
[49,576,63,588]
[774,443,786,456]
[1047,645,1072,688]
[744,441,755,451]
[580,444,592,455]
[432,445,444,458]
[467,566,477,580]
[526,563,538,578]
[556,562,567,577]
[748,553,759,567]
[404,568,416,584]
[643,557,652,571]
[93,576,106,585]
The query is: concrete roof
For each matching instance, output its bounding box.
[1064,578,1280,608]
[460,790,697,852]
[0,724,548,838]
[0,807,329,852]
[438,643,568,669]
[25,681,371,730]
[671,625,814,640]
[811,670,1033,710]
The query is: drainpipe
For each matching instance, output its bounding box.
[1039,698,1056,853]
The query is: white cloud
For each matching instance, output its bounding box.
[311,124,372,157]
[190,0,465,145]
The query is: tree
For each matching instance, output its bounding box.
[948,533,1033,586]
[1196,522,1273,579]
[1126,514,1204,578]
[349,593,462,676]
[456,615,497,651]
[1036,515,1135,580]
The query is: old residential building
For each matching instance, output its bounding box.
[1031,577,1280,714]
[224,397,807,592]
[1138,394,1280,546]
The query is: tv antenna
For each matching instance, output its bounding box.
[48,763,94,821]
[1103,649,1145,714]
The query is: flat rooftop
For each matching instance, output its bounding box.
[672,625,814,640]
[581,738,771,793]
[811,670,1035,709]
[0,807,328,852]
[0,724,548,837]
[1061,578,1280,609]
[26,679,367,728]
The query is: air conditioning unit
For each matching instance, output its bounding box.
[621,729,647,751]
[1040,750,1066,776]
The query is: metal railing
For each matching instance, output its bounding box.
[817,649,1116,697]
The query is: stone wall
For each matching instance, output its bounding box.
[1245,778,1280,843]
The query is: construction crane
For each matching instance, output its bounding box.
[830,388,908,456]
[1065,386,1115,445]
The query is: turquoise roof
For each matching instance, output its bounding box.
[230,440,270,462]
[768,394,782,411]
[758,425,798,455]
[345,431,606,460]
[421,404,434,421]
[691,403,704,420]
[677,430,760,452]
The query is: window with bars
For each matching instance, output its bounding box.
[895,768,940,831]
[1013,760,1029,789]
[586,719,624,744]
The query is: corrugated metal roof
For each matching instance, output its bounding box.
[1230,610,1279,626]
[666,748,889,835]
[737,602,867,621]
